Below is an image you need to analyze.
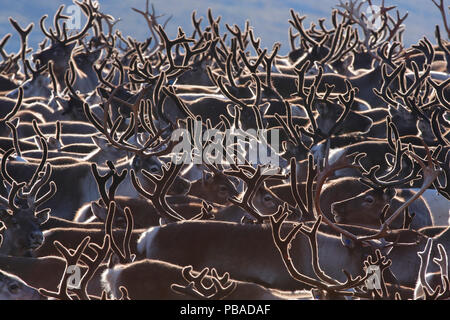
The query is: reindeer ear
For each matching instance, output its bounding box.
[48,137,62,150]
[241,79,252,88]
[259,102,270,116]
[36,209,50,225]
[91,201,107,221]
[34,136,43,151]
[340,234,356,249]
[203,171,214,184]
[91,136,110,150]
[281,140,288,153]
[108,252,121,268]
[11,117,19,128]
[0,209,10,221]
[383,188,396,200]
[385,153,395,166]
[342,54,354,69]
[226,104,236,118]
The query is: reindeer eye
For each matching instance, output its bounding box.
[9,283,19,294]
[364,196,374,204]
[150,166,159,173]
[263,194,273,202]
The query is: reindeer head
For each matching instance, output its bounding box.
[189,165,239,205]
[33,1,97,88]
[0,270,45,300]
[132,156,191,196]
[0,143,56,257]
[331,187,396,228]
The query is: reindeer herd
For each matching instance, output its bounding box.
[0,0,448,300]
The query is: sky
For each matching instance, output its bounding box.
[0,0,447,56]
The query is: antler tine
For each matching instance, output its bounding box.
[412,37,435,66]
[105,202,135,264]
[72,235,111,300]
[249,29,262,55]
[300,82,327,143]
[51,5,68,41]
[289,9,319,47]
[332,27,359,63]
[364,249,393,299]
[97,84,176,159]
[91,163,115,205]
[225,164,287,223]
[433,150,450,200]
[206,8,221,38]
[379,124,406,181]
[386,116,398,151]
[398,61,431,101]
[156,24,195,75]
[377,42,400,69]
[359,155,421,190]
[435,25,450,68]
[263,42,280,89]
[191,10,204,39]
[385,10,408,43]
[216,76,247,109]
[430,244,450,300]
[417,238,435,297]
[238,48,267,75]
[132,1,172,54]
[28,137,48,189]
[292,59,311,100]
[172,265,238,300]
[373,62,405,108]
[428,77,450,111]
[289,156,316,219]
[431,108,450,147]
[1,148,15,186]
[130,158,186,223]
[299,216,339,285]
[63,1,97,45]
[313,149,363,243]
[225,51,238,88]
[8,181,26,212]
[20,160,55,210]
[8,18,33,79]
[31,182,57,214]
[105,162,127,204]
[432,0,450,39]
[359,140,442,241]
[0,33,12,60]
[226,23,244,50]
[274,100,303,147]
[168,38,213,80]
[39,236,91,300]
[270,203,368,296]
[182,266,216,296]
[0,87,23,123]
[328,82,357,136]
[32,120,46,142]
[5,121,22,159]
[320,23,344,64]
[207,275,237,300]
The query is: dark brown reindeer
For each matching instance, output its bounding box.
[0,0,448,301]
[0,141,56,257]
[33,1,98,91]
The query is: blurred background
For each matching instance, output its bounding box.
[0,0,447,55]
